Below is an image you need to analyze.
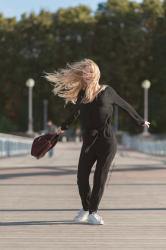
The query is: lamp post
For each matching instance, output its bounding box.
[43,99,48,132]
[141,80,151,136]
[26,78,35,135]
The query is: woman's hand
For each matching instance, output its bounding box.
[56,127,65,134]
[142,121,150,128]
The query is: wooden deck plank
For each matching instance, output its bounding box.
[0,142,166,249]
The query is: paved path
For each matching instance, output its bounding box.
[0,142,166,250]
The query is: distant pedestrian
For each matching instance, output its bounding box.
[75,127,81,142]
[47,120,57,157]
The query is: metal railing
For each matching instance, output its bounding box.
[0,133,32,158]
[121,132,166,156]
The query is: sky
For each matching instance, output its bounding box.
[0,0,142,20]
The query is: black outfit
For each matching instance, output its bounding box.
[61,85,144,213]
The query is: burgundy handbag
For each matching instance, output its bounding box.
[31,89,85,159]
[31,132,61,159]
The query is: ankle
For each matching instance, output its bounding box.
[89,210,97,215]
[83,208,89,212]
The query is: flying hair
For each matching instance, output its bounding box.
[44,58,102,104]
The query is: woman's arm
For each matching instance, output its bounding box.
[61,107,80,131]
[108,86,145,126]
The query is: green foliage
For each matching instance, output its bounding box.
[0,1,165,134]
[0,115,18,132]
[55,5,94,23]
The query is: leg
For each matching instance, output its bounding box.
[89,140,117,213]
[77,144,97,211]
[49,148,53,157]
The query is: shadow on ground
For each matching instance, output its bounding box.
[1,207,166,226]
[0,163,166,180]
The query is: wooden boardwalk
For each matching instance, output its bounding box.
[0,142,166,249]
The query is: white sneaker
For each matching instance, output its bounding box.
[73,208,89,223]
[88,212,104,225]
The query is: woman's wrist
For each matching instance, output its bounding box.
[142,120,150,128]
[56,127,65,134]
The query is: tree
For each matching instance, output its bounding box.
[0,1,165,134]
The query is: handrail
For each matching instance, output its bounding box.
[121,132,166,156]
[0,134,33,157]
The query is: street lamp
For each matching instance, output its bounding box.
[26,78,35,135]
[141,79,151,136]
[43,99,48,132]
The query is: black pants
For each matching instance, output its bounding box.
[77,127,117,213]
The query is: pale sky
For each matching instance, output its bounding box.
[0,0,142,20]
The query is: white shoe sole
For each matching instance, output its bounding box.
[74,218,88,223]
[88,215,104,225]
[73,215,89,223]
[88,219,104,225]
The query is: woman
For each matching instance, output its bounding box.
[45,58,150,225]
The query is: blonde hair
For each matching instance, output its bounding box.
[44,58,102,104]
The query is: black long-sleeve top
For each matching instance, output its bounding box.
[61,85,145,131]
